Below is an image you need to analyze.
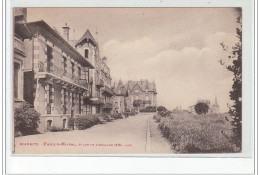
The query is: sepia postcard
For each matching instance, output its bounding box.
[12,7,247,155]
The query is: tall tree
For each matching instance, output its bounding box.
[220,16,242,150]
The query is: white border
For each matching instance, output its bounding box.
[5,0,255,174]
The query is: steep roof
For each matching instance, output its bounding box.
[113,80,128,96]
[24,20,94,68]
[126,80,156,93]
[75,29,97,47]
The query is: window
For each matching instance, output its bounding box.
[47,84,53,114]
[13,63,19,99]
[85,49,89,58]
[63,88,67,114]
[79,94,82,114]
[47,45,53,72]
[71,62,75,78]
[63,57,67,75]
[72,92,75,107]
[47,120,52,130]
[62,119,66,129]
[78,66,81,79]
[87,105,92,114]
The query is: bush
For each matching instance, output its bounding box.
[157,106,167,112]
[111,113,123,119]
[195,102,209,115]
[157,113,238,153]
[74,115,100,130]
[49,126,69,132]
[14,102,40,136]
[96,114,111,122]
[153,114,161,122]
[158,110,171,117]
[140,106,157,112]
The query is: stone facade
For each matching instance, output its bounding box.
[17,20,94,132]
[126,80,157,111]
[74,30,113,114]
[13,8,31,108]
[112,80,128,113]
[112,79,157,113]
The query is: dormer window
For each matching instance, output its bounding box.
[85,49,89,58]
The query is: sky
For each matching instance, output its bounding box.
[27,8,241,111]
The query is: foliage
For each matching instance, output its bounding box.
[195,102,209,115]
[156,112,239,153]
[153,114,162,122]
[14,102,41,135]
[110,113,123,119]
[157,106,167,112]
[74,115,100,130]
[140,106,157,112]
[220,16,242,149]
[49,126,69,132]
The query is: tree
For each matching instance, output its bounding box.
[194,102,209,115]
[14,102,40,135]
[157,106,167,112]
[220,16,242,150]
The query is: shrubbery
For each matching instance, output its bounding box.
[96,114,111,122]
[14,102,40,136]
[157,106,167,112]
[156,112,239,153]
[49,126,69,132]
[110,113,123,119]
[195,102,209,115]
[74,115,101,130]
[140,106,157,113]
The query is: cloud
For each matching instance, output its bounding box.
[102,31,238,112]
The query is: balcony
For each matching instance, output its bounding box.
[37,61,88,90]
[96,79,104,87]
[14,36,26,57]
[103,86,114,96]
[79,79,88,88]
[90,96,105,105]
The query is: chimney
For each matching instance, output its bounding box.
[62,23,70,41]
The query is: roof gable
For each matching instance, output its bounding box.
[75,29,97,47]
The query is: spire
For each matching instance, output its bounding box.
[215,96,218,105]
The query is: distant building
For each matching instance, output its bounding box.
[112,80,128,113]
[125,79,157,111]
[208,97,220,114]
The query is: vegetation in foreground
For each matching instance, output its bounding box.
[154,111,240,153]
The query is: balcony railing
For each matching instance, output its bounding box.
[38,61,88,88]
[103,86,114,96]
[14,37,26,56]
[96,79,104,87]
